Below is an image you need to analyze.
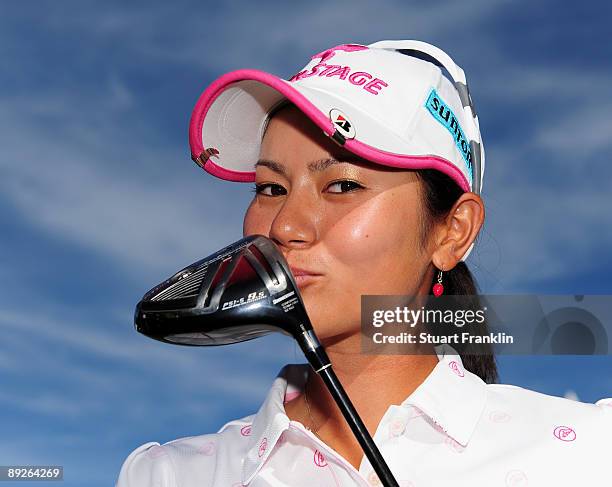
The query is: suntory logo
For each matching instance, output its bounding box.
[425,88,473,182]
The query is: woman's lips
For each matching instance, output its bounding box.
[288,266,323,288]
[293,274,321,288]
[289,266,322,277]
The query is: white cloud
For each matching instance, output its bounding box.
[24,0,511,74]
[0,389,95,417]
[0,92,252,281]
[475,166,612,288]
[0,305,296,401]
[471,64,612,288]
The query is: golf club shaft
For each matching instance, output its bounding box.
[299,331,399,487]
[317,365,399,487]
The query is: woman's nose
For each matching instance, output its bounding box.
[268,189,319,248]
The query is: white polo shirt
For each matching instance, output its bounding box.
[116,347,612,486]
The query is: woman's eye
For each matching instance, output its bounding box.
[251,180,363,197]
[327,180,363,193]
[252,183,286,196]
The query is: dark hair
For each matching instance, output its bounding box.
[416,169,498,384]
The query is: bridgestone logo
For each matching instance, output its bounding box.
[425,88,473,182]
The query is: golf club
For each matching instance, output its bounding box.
[134,234,400,487]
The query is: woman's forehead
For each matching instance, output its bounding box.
[262,112,360,159]
[255,155,419,188]
[260,103,418,179]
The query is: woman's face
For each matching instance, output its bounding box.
[243,104,434,346]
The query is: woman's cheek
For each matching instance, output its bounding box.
[325,195,415,275]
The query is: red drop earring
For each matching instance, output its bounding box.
[432,269,444,297]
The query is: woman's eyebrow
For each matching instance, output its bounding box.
[255,156,365,176]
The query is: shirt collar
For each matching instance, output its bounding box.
[402,344,487,447]
[241,345,487,485]
[241,363,308,485]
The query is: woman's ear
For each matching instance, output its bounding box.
[431,193,485,270]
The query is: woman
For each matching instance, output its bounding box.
[117,41,611,487]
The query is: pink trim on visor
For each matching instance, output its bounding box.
[189,69,471,193]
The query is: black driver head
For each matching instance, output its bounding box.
[134,234,314,346]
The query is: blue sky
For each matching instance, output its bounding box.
[1,1,612,486]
